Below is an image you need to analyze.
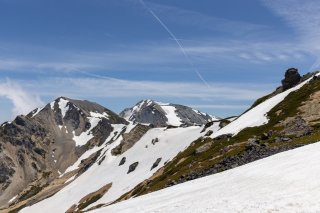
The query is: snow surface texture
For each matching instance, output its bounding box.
[21,125,208,213]
[211,74,319,137]
[93,141,320,213]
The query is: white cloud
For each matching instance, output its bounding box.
[0,39,311,75]
[21,77,272,101]
[0,79,44,118]
[262,0,320,70]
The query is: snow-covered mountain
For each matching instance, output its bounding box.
[0,97,128,209]
[2,69,320,212]
[1,97,221,212]
[120,100,217,127]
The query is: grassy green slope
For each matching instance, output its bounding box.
[116,78,320,201]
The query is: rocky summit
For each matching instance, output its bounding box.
[281,68,301,91]
[120,99,217,127]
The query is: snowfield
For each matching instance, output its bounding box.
[21,125,209,213]
[93,141,320,213]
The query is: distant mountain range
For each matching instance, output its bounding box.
[1,68,320,213]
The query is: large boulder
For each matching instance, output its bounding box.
[281,68,301,91]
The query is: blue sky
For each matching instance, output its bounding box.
[0,0,319,122]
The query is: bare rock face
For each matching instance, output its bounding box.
[0,156,15,190]
[282,116,313,137]
[281,68,301,91]
[112,124,150,155]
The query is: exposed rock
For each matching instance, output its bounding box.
[151,138,159,145]
[120,100,216,127]
[66,183,112,212]
[298,90,320,125]
[260,131,273,140]
[195,143,212,154]
[281,68,301,91]
[219,119,231,128]
[87,118,114,147]
[77,150,103,177]
[204,130,213,137]
[98,156,106,165]
[151,158,162,170]
[169,143,303,187]
[214,134,232,140]
[0,156,15,190]
[127,162,139,174]
[201,121,214,133]
[119,157,126,166]
[33,147,46,158]
[112,124,150,155]
[15,116,27,126]
[301,71,319,83]
[247,137,260,146]
[281,137,292,142]
[282,116,313,137]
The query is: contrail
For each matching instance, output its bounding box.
[139,0,211,89]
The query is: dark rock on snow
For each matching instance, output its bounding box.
[119,157,126,166]
[128,162,139,174]
[151,158,162,170]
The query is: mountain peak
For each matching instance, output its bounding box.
[120,99,217,127]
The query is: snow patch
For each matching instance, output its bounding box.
[58,98,69,118]
[50,101,55,110]
[65,175,76,184]
[72,115,102,147]
[160,105,182,126]
[90,111,109,119]
[31,107,43,118]
[8,195,17,203]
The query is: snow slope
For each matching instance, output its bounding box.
[211,74,319,137]
[160,105,182,126]
[93,141,320,213]
[21,125,208,213]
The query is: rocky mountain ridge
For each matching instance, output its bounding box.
[120,99,217,127]
[2,68,320,213]
[0,97,128,209]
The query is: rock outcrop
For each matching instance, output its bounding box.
[281,68,301,91]
[128,162,139,174]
